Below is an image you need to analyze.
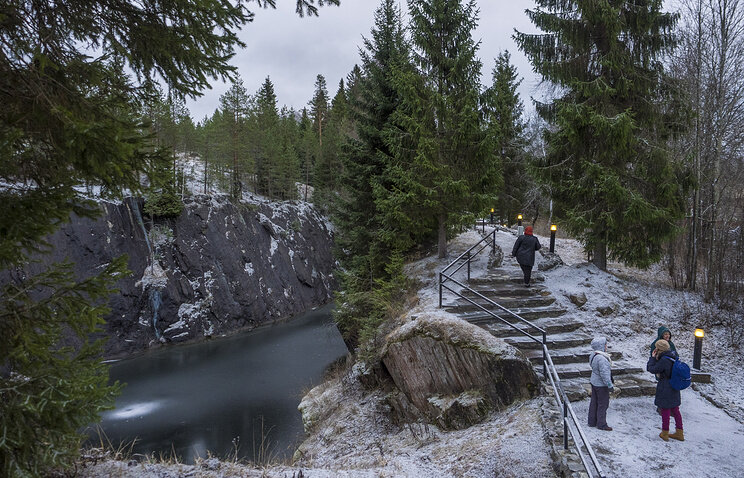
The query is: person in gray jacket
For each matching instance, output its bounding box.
[588,336,613,431]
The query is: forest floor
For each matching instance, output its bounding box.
[77,226,744,478]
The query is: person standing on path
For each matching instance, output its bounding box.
[650,326,677,356]
[588,337,614,431]
[511,226,541,287]
[647,339,684,441]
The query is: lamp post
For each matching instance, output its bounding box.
[490,208,495,224]
[550,224,557,253]
[693,328,704,370]
[517,214,523,227]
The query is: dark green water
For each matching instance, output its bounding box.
[91,304,346,464]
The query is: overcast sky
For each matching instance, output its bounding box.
[185,1,544,121]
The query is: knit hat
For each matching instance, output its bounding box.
[524,226,533,235]
[655,339,670,353]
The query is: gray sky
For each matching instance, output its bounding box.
[186,1,543,121]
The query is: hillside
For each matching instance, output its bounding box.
[78,227,744,477]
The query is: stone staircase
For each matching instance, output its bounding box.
[442,267,656,401]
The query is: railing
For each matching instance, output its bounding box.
[439,224,606,478]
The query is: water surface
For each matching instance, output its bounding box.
[93,304,346,463]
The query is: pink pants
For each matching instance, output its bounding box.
[661,406,683,431]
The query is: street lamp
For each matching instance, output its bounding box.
[693,328,704,370]
[490,208,495,224]
[550,224,557,253]
[517,214,523,227]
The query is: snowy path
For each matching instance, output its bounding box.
[573,391,744,477]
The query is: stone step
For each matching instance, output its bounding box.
[443,295,556,312]
[522,348,624,366]
[536,362,644,380]
[468,272,545,285]
[479,319,584,338]
[505,333,592,350]
[462,283,550,298]
[456,305,568,323]
[557,375,657,401]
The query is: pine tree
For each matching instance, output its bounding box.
[297,108,316,201]
[308,75,330,202]
[481,50,526,224]
[386,0,499,259]
[276,107,301,200]
[219,77,251,198]
[515,0,689,270]
[314,79,348,208]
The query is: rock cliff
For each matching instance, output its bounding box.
[13,195,337,357]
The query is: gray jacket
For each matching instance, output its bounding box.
[589,337,612,388]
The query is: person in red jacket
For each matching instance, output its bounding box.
[511,226,541,287]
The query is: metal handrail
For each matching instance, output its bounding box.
[438,225,606,478]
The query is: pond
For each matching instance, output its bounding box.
[91,304,347,464]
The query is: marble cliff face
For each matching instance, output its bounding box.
[16,195,337,357]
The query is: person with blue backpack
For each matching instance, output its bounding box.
[647,339,685,441]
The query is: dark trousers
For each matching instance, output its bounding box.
[520,264,533,285]
[588,385,610,428]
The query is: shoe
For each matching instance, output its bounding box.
[598,426,612,431]
[588,424,596,428]
[669,429,684,441]
[659,430,669,441]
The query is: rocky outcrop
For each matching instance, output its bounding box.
[13,195,336,357]
[379,315,539,430]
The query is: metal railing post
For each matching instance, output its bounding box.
[543,332,548,380]
[492,229,496,253]
[439,272,443,308]
[563,400,569,450]
[467,251,471,281]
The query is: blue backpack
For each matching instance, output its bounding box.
[665,356,692,390]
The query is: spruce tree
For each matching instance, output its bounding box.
[481,51,526,224]
[387,0,499,259]
[332,0,411,347]
[308,75,330,203]
[253,77,282,198]
[515,0,688,269]
[0,1,337,475]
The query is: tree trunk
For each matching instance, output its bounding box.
[593,240,607,271]
[438,213,447,259]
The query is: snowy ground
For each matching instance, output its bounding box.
[79,226,744,477]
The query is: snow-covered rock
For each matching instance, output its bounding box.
[8,195,337,357]
[381,314,539,429]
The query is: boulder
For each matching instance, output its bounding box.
[538,250,564,271]
[381,315,539,430]
[596,304,616,316]
[488,245,504,268]
[569,292,588,307]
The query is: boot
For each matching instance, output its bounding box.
[659,430,669,441]
[669,429,685,441]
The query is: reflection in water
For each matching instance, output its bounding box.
[110,400,164,420]
[92,304,346,464]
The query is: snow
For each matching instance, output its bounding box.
[79,225,744,477]
[573,393,744,477]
